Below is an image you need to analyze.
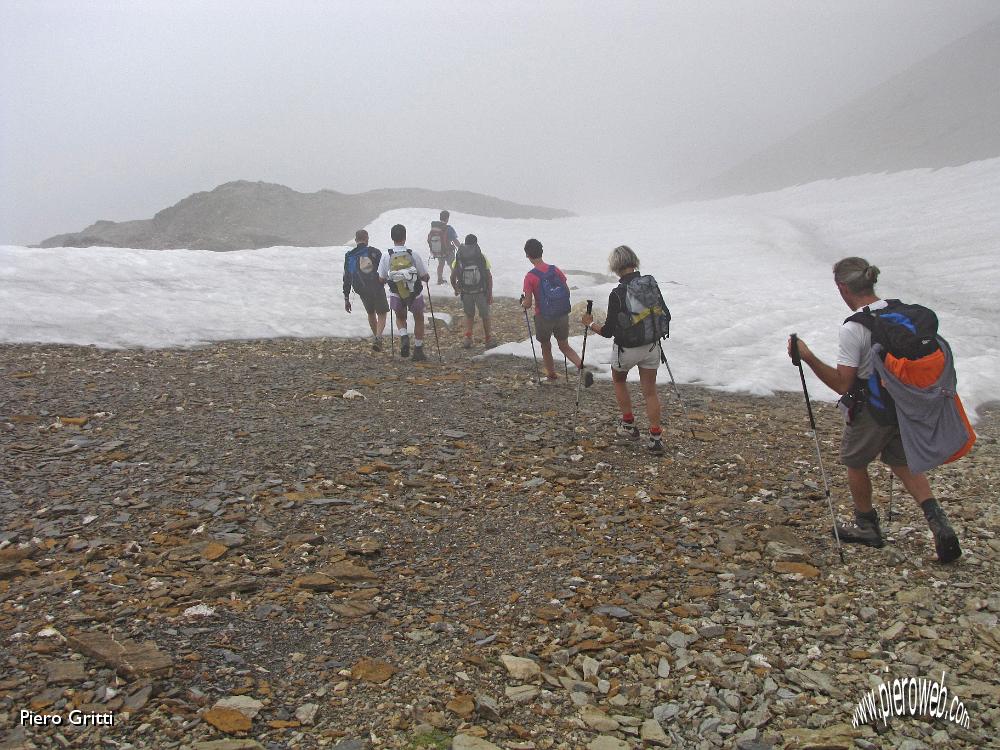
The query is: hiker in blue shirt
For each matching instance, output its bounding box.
[343,229,389,351]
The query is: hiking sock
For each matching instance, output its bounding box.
[623,413,634,423]
[920,498,962,563]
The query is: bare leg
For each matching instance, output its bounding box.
[414,312,425,341]
[638,367,661,430]
[437,257,446,283]
[482,316,492,340]
[367,312,378,337]
[375,311,387,337]
[890,464,933,504]
[847,466,874,513]
[556,338,583,369]
[540,340,557,378]
[612,368,632,415]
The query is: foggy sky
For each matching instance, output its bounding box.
[1,0,997,245]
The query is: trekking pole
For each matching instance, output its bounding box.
[389,314,395,359]
[424,282,443,363]
[661,348,696,440]
[576,300,593,411]
[790,333,845,564]
[887,472,894,524]
[563,354,570,384]
[520,295,541,384]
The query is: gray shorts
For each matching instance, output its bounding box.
[840,406,907,468]
[612,343,661,372]
[534,313,569,343]
[461,292,490,321]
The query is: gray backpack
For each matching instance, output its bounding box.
[615,275,671,348]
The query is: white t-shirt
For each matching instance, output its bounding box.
[377,246,429,298]
[837,298,888,379]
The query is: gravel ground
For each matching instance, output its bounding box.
[2,296,998,750]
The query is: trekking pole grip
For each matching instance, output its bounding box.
[790,333,801,367]
[586,300,593,314]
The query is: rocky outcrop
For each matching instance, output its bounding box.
[38,181,573,251]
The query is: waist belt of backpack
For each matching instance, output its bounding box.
[839,379,868,420]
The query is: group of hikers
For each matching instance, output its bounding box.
[345,214,974,564]
[342,211,495,360]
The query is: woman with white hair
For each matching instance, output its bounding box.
[581,245,670,454]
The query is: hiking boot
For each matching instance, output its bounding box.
[411,346,427,362]
[399,336,410,358]
[616,418,640,440]
[462,337,473,349]
[834,511,884,548]
[372,337,383,352]
[646,433,664,454]
[922,499,962,563]
[483,337,499,349]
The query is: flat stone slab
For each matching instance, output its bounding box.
[66,632,173,678]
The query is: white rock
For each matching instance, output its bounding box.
[214,695,264,719]
[505,685,539,704]
[657,656,671,678]
[586,737,630,750]
[580,705,620,732]
[641,717,670,745]
[452,736,503,750]
[294,703,319,725]
[582,656,600,680]
[500,654,540,680]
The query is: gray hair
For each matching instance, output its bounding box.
[833,256,880,294]
[609,245,640,275]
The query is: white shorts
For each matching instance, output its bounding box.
[612,343,661,372]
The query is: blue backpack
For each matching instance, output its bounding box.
[530,265,572,319]
[346,246,378,293]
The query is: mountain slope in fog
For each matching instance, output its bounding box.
[683,17,1000,200]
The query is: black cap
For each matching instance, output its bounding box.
[465,233,477,245]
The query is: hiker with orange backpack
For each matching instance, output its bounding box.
[788,257,972,563]
[427,210,460,285]
[520,238,593,385]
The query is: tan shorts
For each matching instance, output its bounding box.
[534,313,570,343]
[840,406,907,468]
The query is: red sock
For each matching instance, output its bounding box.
[622,413,634,423]
[650,426,662,435]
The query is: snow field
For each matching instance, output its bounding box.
[2,158,997,417]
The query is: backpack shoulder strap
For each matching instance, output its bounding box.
[529,267,543,279]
